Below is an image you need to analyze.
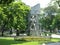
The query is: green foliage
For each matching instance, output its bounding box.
[14,36,50,41]
[0,0,30,33]
[55,14,60,29]
[40,2,60,33]
[44,6,57,15]
[7,2,30,30]
[0,0,14,4]
[40,15,55,31]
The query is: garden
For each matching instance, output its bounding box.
[0,0,60,45]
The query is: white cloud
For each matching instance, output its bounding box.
[22,0,51,8]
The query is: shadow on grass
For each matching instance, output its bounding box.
[0,38,28,45]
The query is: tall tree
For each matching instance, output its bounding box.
[0,0,30,36]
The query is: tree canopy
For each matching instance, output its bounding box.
[0,0,14,4]
[0,0,30,36]
[39,0,60,33]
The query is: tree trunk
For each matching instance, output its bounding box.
[10,28,13,34]
[50,29,52,33]
[16,30,19,36]
[1,23,6,36]
[1,30,4,36]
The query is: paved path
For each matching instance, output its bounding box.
[51,34,60,38]
[47,42,60,45]
[42,42,60,45]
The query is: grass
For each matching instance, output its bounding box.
[0,37,60,45]
[0,37,39,45]
[51,38,60,42]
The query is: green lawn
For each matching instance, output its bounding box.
[0,37,60,45]
[51,38,60,42]
[0,37,39,45]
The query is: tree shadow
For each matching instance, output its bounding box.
[0,38,28,45]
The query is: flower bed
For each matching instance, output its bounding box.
[14,36,50,41]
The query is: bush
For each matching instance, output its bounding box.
[14,36,50,41]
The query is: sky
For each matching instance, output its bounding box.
[22,0,51,8]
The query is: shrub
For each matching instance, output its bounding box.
[14,36,50,41]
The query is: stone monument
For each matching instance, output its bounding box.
[28,4,41,36]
